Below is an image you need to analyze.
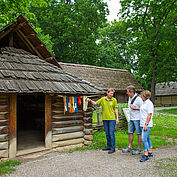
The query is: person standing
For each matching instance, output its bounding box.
[87,88,119,154]
[122,85,143,155]
[138,90,154,162]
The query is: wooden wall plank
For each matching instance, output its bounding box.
[45,94,52,149]
[53,126,84,135]
[9,93,17,159]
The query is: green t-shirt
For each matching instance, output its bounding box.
[96,96,118,120]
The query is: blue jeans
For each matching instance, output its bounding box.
[103,120,116,150]
[141,127,152,151]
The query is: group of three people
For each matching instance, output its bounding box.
[87,85,154,162]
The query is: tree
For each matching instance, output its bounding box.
[30,0,109,64]
[119,0,177,103]
[0,0,54,53]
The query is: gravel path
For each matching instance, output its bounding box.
[5,146,177,177]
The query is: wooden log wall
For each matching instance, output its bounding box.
[83,102,93,146]
[0,94,9,158]
[52,96,85,148]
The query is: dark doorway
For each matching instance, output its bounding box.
[17,94,45,151]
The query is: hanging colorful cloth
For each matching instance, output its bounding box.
[66,96,69,113]
[83,96,88,111]
[77,96,81,106]
[63,96,67,114]
[72,96,75,112]
[74,96,78,113]
[69,96,73,113]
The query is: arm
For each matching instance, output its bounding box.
[115,108,119,124]
[130,104,140,110]
[144,113,152,131]
[87,98,97,106]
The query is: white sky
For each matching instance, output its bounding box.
[103,0,121,21]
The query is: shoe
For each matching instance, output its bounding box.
[142,153,153,158]
[148,153,153,157]
[102,147,111,151]
[132,149,141,155]
[140,155,149,162]
[108,149,115,154]
[122,147,132,153]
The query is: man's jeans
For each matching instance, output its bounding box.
[103,120,116,150]
[141,127,152,151]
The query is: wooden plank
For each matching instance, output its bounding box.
[52,115,83,120]
[53,132,84,142]
[0,105,8,112]
[0,134,8,142]
[0,120,8,126]
[53,138,84,148]
[9,31,13,47]
[53,126,84,135]
[52,120,83,126]
[0,113,8,120]
[84,135,93,141]
[52,117,83,122]
[9,93,17,158]
[0,126,8,134]
[45,94,52,149]
[84,129,93,135]
[0,150,8,158]
[0,142,8,150]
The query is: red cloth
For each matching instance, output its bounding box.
[77,96,81,106]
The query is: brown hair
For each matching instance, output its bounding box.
[107,88,115,93]
[126,85,136,94]
[141,90,151,99]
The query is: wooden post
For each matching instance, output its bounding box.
[45,94,52,148]
[9,93,17,158]
[9,32,13,47]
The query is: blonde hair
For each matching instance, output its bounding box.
[141,90,151,99]
[107,88,115,93]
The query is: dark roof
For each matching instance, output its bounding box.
[0,15,60,68]
[0,47,104,95]
[59,62,142,92]
[155,82,177,96]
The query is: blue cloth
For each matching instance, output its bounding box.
[141,127,152,151]
[128,120,142,134]
[103,120,116,150]
[66,96,69,112]
[74,96,78,113]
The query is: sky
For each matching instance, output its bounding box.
[103,0,121,21]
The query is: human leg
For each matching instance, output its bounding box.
[103,120,111,149]
[108,120,116,150]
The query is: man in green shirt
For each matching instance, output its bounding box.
[88,88,119,154]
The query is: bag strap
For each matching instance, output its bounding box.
[130,94,139,105]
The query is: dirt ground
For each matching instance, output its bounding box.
[5,145,177,177]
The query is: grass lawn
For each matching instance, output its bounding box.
[0,160,21,176]
[157,108,177,115]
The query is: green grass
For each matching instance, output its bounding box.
[0,160,21,176]
[157,108,177,115]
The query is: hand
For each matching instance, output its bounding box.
[116,119,119,124]
[130,104,134,109]
[87,98,91,102]
[144,125,148,131]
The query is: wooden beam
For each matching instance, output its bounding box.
[17,29,43,59]
[45,94,52,148]
[9,93,17,158]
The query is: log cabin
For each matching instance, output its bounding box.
[0,15,103,159]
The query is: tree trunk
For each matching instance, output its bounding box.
[151,67,157,104]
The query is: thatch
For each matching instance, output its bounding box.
[155,82,177,96]
[0,47,104,95]
[59,62,142,92]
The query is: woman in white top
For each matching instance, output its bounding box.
[138,90,154,162]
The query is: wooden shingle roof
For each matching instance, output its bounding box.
[59,62,142,92]
[155,82,177,96]
[0,47,104,95]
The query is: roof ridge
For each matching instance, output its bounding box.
[59,62,128,72]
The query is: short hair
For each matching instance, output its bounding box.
[107,88,115,93]
[141,90,151,99]
[126,85,136,94]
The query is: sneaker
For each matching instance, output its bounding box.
[142,153,153,158]
[108,149,115,154]
[102,147,111,151]
[148,153,153,157]
[122,147,132,153]
[132,149,141,155]
[140,155,149,162]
